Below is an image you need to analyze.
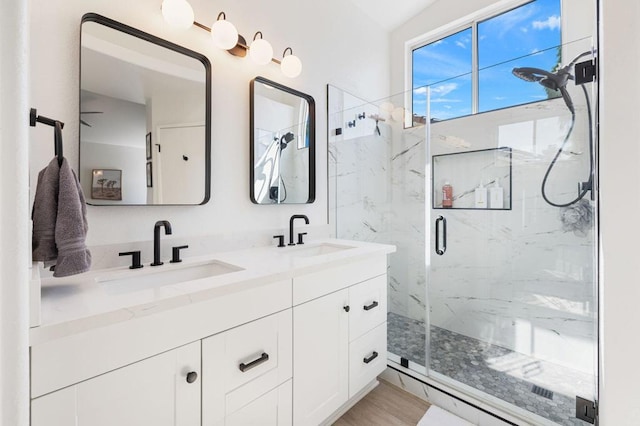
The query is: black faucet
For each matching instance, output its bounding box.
[151,220,172,266]
[289,214,309,246]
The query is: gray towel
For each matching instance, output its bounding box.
[32,157,91,277]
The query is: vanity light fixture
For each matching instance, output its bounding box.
[209,12,238,50]
[161,0,194,30]
[249,32,274,65]
[160,2,302,77]
[281,47,302,78]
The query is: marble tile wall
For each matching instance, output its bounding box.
[329,87,596,375]
[329,86,428,324]
[429,100,596,374]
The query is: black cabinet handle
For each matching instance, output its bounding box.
[435,215,447,255]
[239,352,269,372]
[343,305,350,312]
[170,245,188,263]
[186,371,198,383]
[363,301,379,311]
[363,351,379,364]
[119,251,143,269]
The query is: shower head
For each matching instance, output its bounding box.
[512,66,574,113]
[512,67,571,90]
[512,51,592,114]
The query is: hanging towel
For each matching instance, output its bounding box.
[32,155,91,277]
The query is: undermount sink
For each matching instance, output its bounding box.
[284,242,355,258]
[96,260,244,294]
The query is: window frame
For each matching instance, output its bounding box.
[405,0,540,127]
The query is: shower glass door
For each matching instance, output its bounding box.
[427,38,598,425]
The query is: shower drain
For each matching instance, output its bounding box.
[531,385,554,400]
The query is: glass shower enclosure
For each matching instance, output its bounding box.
[329,36,597,425]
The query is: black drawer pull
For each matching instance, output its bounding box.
[363,301,379,311]
[239,352,269,372]
[363,351,379,364]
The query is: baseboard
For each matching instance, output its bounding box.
[320,380,380,426]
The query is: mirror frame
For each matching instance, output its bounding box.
[249,76,316,204]
[80,13,212,206]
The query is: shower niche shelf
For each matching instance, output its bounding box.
[432,147,512,210]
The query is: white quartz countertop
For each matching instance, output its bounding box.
[32,239,395,345]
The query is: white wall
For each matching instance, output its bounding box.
[598,1,640,424]
[80,92,147,204]
[29,0,390,247]
[0,0,30,425]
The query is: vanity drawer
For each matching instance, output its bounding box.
[225,380,292,426]
[293,255,387,305]
[202,309,292,425]
[349,274,387,341]
[349,322,387,398]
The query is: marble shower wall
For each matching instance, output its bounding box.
[329,85,596,375]
[429,99,596,374]
[328,85,428,323]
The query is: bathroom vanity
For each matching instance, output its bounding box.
[29,239,394,426]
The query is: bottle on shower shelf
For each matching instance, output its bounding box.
[442,181,453,208]
[474,180,488,208]
[489,177,504,209]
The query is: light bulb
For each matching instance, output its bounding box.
[250,38,273,65]
[210,17,238,50]
[379,102,394,120]
[392,106,405,122]
[161,0,194,30]
[281,53,302,78]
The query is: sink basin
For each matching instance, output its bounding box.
[97,260,244,294]
[284,243,355,258]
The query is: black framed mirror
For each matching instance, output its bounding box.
[250,77,315,204]
[80,13,211,205]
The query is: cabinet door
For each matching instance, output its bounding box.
[293,289,349,425]
[202,310,292,425]
[225,380,292,426]
[32,341,201,426]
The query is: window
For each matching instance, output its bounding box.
[412,0,562,122]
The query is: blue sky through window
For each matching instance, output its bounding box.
[412,0,562,121]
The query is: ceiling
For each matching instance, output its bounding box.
[348,0,437,31]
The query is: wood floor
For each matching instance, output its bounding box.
[333,379,431,426]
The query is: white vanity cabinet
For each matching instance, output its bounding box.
[31,341,201,426]
[292,256,388,425]
[293,288,350,425]
[202,309,293,426]
[31,241,394,426]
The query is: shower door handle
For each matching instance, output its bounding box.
[435,216,447,255]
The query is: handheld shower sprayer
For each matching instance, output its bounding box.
[512,51,591,114]
[280,132,294,150]
[512,51,594,207]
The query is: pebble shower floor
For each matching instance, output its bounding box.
[387,312,594,425]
